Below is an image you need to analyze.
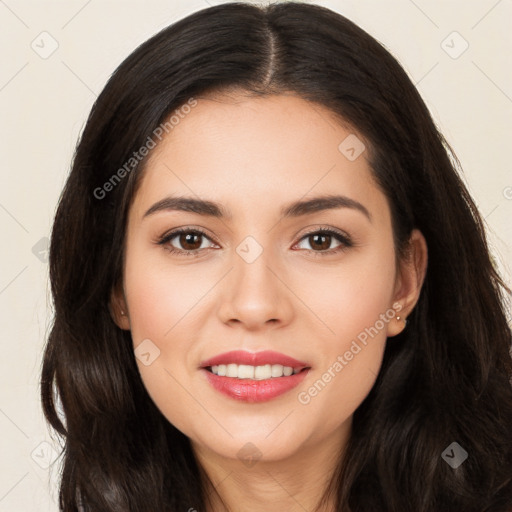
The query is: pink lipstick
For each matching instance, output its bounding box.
[200,350,311,403]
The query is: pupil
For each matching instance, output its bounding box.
[182,233,200,249]
[312,234,330,250]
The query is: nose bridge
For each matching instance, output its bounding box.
[218,232,291,327]
[234,233,280,303]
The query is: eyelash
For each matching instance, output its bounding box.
[156,226,353,258]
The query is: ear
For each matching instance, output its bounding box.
[109,281,131,330]
[386,229,428,337]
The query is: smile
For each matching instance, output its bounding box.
[209,363,301,379]
[200,350,311,402]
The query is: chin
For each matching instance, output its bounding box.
[191,424,310,464]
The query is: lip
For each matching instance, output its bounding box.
[202,368,310,403]
[200,350,311,403]
[200,350,309,369]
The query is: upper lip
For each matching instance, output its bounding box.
[200,350,310,369]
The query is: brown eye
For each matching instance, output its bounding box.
[157,228,216,257]
[177,232,203,251]
[295,228,352,256]
[307,233,335,251]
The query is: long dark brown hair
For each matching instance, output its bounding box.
[40,2,512,511]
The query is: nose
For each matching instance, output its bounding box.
[217,242,294,331]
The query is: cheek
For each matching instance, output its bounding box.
[122,247,201,375]
[124,249,210,344]
[297,337,386,442]
[293,245,396,423]
[298,243,397,346]
[123,254,206,431]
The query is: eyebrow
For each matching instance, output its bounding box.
[143,194,372,222]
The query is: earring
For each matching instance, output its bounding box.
[396,316,407,327]
[121,310,126,316]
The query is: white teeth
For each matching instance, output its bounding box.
[238,364,255,379]
[271,364,283,377]
[254,364,271,380]
[226,363,238,377]
[209,363,301,379]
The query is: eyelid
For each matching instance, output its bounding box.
[296,225,351,243]
[156,226,218,253]
[292,225,353,255]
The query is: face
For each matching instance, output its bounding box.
[113,92,421,466]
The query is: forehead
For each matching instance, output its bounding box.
[130,93,388,224]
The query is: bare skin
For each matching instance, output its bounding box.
[111,92,427,512]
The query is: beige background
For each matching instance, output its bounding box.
[0,0,511,510]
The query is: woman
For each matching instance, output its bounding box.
[40,2,512,511]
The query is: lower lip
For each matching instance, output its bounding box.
[202,368,310,403]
